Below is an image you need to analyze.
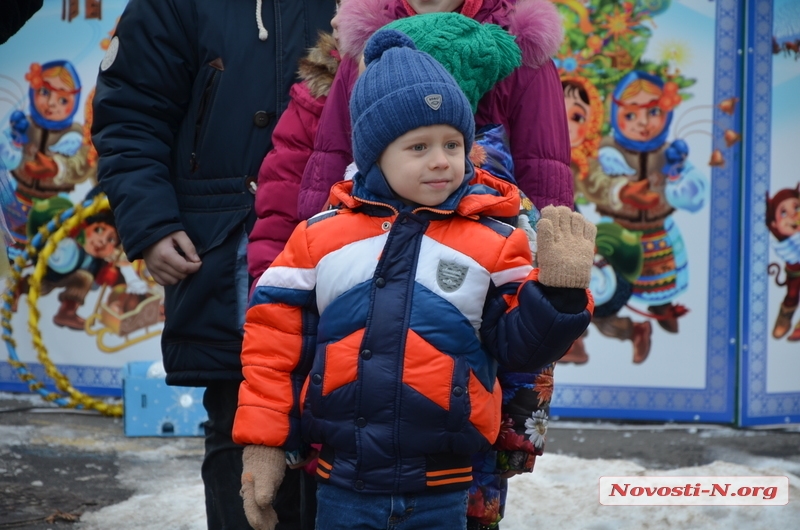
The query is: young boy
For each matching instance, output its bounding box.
[233,30,594,530]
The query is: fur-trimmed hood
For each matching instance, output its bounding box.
[298,32,341,99]
[337,0,563,68]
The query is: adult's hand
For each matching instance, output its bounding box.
[142,231,201,285]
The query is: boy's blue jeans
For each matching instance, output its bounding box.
[315,483,468,530]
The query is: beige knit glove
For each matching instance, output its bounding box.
[241,445,287,530]
[536,206,596,289]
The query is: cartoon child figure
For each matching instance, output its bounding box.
[41,210,121,330]
[562,76,604,184]
[560,75,652,364]
[766,185,800,341]
[593,70,706,335]
[2,60,96,245]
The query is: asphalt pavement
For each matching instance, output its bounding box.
[2,392,799,529]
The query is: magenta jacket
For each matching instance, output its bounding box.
[248,34,339,278]
[298,0,572,220]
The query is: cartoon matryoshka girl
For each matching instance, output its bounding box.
[593,70,707,334]
[559,75,652,364]
[3,60,96,245]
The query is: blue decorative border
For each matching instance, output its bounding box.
[551,0,742,423]
[0,361,123,398]
[739,0,800,427]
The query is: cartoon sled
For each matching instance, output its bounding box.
[84,282,163,353]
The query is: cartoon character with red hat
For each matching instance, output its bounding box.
[40,210,122,330]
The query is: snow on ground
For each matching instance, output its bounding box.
[74,453,800,530]
[504,455,800,530]
[78,482,206,530]
[4,395,797,529]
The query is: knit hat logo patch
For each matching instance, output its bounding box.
[424,94,442,111]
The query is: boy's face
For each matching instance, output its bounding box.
[616,91,667,142]
[771,196,800,238]
[33,75,76,122]
[83,222,119,258]
[378,124,465,207]
[407,0,464,14]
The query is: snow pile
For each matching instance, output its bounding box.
[76,453,800,529]
[504,455,800,529]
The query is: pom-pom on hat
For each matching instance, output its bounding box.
[384,13,522,113]
[350,29,475,173]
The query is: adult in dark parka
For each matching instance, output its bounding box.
[0,0,42,44]
[91,1,336,528]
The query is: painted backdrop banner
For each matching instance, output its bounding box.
[0,0,161,397]
[740,0,800,426]
[549,0,740,423]
[0,1,752,422]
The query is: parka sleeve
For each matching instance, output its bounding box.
[493,362,555,474]
[297,58,359,220]
[504,60,574,210]
[234,223,319,450]
[481,228,591,373]
[91,0,196,261]
[248,83,325,278]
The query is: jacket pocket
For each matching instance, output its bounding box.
[466,369,503,444]
[175,173,252,256]
[446,356,470,433]
[189,60,223,172]
[321,330,363,396]
[179,205,249,257]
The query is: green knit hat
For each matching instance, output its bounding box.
[384,12,522,113]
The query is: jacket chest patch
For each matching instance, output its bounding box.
[436,260,469,293]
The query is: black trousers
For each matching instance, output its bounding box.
[202,381,317,530]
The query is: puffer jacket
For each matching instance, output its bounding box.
[297,0,572,221]
[248,32,341,279]
[92,0,335,386]
[233,165,592,494]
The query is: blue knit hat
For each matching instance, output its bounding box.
[350,30,475,172]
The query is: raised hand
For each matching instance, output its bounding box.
[536,206,596,289]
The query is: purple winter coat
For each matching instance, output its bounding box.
[298,0,572,220]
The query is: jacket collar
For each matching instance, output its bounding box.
[298,32,341,99]
[328,164,520,219]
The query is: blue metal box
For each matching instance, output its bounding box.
[122,361,207,437]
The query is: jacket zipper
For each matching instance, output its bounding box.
[352,197,399,216]
[412,206,454,216]
[351,197,459,218]
[189,70,218,172]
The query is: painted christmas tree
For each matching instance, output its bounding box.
[552,0,696,134]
